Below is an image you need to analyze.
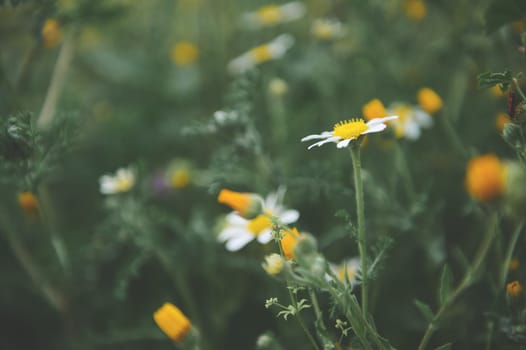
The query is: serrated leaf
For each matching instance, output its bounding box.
[438,265,453,306]
[477,70,513,90]
[414,299,435,323]
[434,343,452,350]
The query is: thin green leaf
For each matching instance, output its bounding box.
[414,299,435,323]
[434,343,452,350]
[438,265,453,306]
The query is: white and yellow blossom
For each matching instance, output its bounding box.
[218,188,299,251]
[241,2,306,29]
[328,257,361,286]
[262,253,284,275]
[388,103,432,140]
[228,34,294,75]
[301,116,398,149]
[311,18,345,40]
[99,167,135,194]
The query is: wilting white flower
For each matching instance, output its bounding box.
[99,167,135,194]
[388,103,433,140]
[218,188,299,251]
[228,34,294,75]
[241,2,306,29]
[311,18,345,40]
[301,116,398,149]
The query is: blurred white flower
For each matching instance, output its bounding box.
[301,116,398,149]
[218,188,299,251]
[241,2,306,29]
[228,34,294,75]
[388,103,433,140]
[328,257,361,286]
[99,167,135,194]
[311,18,345,40]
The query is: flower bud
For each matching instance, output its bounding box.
[507,280,523,298]
[262,253,284,276]
[217,189,263,219]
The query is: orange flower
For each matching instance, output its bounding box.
[362,99,388,121]
[281,227,300,259]
[17,192,39,218]
[417,87,443,114]
[217,189,263,219]
[465,154,506,202]
[42,19,63,48]
[507,280,522,297]
[153,302,191,343]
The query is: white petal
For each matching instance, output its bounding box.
[403,121,421,140]
[366,115,398,126]
[307,137,340,149]
[301,131,332,141]
[336,138,353,148]
[257,229,273,244]
[225,234,255,251]
[280,209,300,224]
[414,110,433,128]
[218,227,246,242]
[362,123,387,135]
[225,212,248,225]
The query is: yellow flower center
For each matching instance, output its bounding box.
[338,265,357,282]
[250,45,273,64]
[333,119,368,139]
[256,5,282,24]
[391,104,411,138]
[495,112,511,133]
[404,0,427,21]
[42,19,63,48]
[312,23,334,40]
[507,280,522,297]
[247,211,273,235]
[171,169,190,189]
[116,177,134,192]
[417,87,443,114]
[465,154,507,202]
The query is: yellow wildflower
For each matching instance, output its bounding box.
[417,87,443,114]
[496,112,511,133]
[171,41,199,66]
[465,154,507,202]
[153,302,191,343]
[362,99,388,121]
[404,0,427,21]
[17,192,39,218]
[507,280,522,297]
[42,19,63,48]
[281,227,300,260]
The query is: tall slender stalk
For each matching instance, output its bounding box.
[417,212,499,350]
[350,143,368,318]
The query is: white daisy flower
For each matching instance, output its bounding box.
[311,18,345,40]
[388,103,433,140]
[301,116,398,149]
[99,167,135,194]
[241,2,306,29]
[228,34,294,75]
[218,188,300,251]
[328,257,361,287]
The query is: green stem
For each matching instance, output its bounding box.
[277,241,320,350]
[514,78,526,101]
[37,28,77,129]
[417,212,499,350]
[350,144,368,318]
[499,221,524,287]
[394,141,416,200]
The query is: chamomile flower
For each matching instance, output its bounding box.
[328,257,361,287]
[218,188,299,251]
[241,2,306,29]
[228,34,294,75]
[99,167,135,194]
[301,116,398,149]
[388,103,433,140]
[311,18,345,41]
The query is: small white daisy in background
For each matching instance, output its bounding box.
[301,116,398,149]
[218,188,299,251]
[311,18,345,41]
[328,257,361,287]
[228,34,294,75]
[387,103,433,140]
[241,2,306,29]
[99,167,135,194]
